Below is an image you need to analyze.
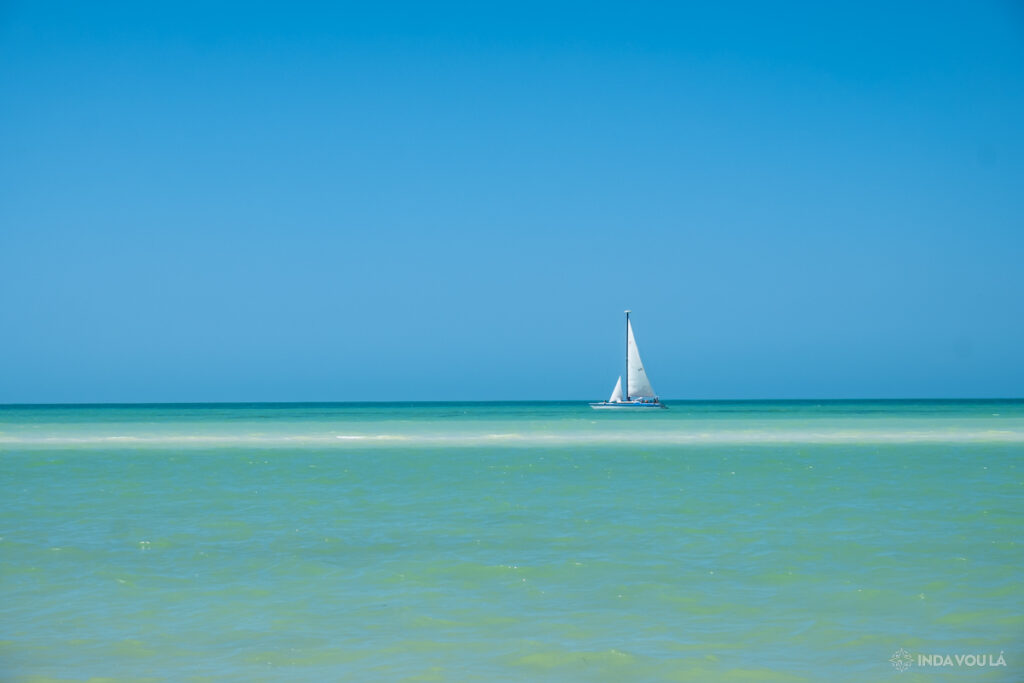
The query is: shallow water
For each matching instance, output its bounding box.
[1,401,1021,680]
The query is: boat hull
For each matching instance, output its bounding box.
[589,401,667,410]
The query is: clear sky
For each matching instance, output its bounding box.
[1,1,1022,402]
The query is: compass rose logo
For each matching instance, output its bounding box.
[890,648,913,672]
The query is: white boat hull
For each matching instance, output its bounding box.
[589,401,667,410]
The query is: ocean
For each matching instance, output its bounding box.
[1,400,1021,681]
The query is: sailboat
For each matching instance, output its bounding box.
[590,310,667,409]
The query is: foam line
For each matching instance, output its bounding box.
[1,429,1022,448]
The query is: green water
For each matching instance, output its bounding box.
[1,401,1022,681]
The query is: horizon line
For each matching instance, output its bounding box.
[1,397,1023,408]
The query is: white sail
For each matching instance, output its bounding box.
[608,376,623,402]
[626,319,656,398]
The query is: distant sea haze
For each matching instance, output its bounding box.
[1,400,1021,680]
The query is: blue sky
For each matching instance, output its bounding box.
[1,1,1022,402]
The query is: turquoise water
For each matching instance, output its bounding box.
[1,401,1022,681]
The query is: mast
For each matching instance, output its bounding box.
[624,309,631,400]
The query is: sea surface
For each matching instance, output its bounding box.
[1,400,1022,681]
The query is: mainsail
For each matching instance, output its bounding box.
[626,320,656,398]
[608,376,624,403]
